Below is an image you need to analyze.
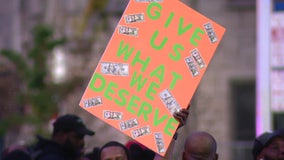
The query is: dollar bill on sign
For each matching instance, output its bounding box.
[191,48,206,69]
[83,97,103,108]
[159,89,181,114]
[118,25,138,36]
[154,132,166,153]
[103,110,123,120]
[119,118,139,130]
[131,126,151,138]
[185,56,200,77]
[204,22,218,43]
[125,13,145,23]
[101,62,129,76]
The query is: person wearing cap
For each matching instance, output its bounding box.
[32,114,95,160]
[252,129,284,160]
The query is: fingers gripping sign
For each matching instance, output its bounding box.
[173,104,190,129]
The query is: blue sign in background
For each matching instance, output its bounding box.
[274,0,284,11]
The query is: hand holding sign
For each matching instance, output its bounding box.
[174,104,190,127]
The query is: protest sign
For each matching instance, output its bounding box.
[79,0,225,156]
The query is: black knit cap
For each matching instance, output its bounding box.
[252,129,284,160]
[53,114,95,136]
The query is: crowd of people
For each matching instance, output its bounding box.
[1,110,284,160]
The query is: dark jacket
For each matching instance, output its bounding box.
[30,136,79,160]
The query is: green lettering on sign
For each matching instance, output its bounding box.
[89,73,106,92]
[137,101,153,122]
[170,72,182,90]
[169,44,184,61]
[150,30,168,50]
[164,117,178,136]
[127,95,140,114]
[150,65,165,84]
[145,82,160,101]
[190,28,205,47]
[117,40,134,61]
[147,2,162,20]
[130,71,148,92]
[153,108,168,126]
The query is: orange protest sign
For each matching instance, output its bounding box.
[79,0,225,156]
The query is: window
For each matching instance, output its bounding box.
[228,0,256,9]
[273,113,284,129]
[231,81,256,140]
[231,80,256,160]
[274,0,284,11]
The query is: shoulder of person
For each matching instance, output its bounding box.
[36,154,64,160]
[28,136,62,160]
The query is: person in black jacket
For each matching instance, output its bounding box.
[2,149,32,160]
[32,114,95,160]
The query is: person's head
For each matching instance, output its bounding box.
[99,141,131,160]
[52,114,95,156]
[252,129,284,160]
[183,131,218,160]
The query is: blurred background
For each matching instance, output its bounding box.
[0,0,284,159]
